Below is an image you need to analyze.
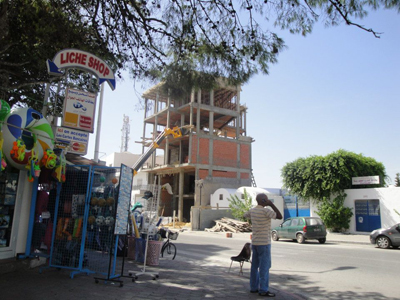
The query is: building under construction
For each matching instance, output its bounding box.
[137,79,254,226]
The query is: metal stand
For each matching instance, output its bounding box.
[130,177,161,281]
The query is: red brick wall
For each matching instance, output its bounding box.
[191,137,197,163]
[240,144,250,169]
[191,137,251,179]
[241,172,250,179]
[198,138,209,164]
[199,169,208,179]
[213,140,237,168]
[212,170,237,178]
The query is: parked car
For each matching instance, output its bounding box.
[272,217,327,244]
[369,223,400,249]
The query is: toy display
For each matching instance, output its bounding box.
[0,132,7,172]
[2,107,54,170]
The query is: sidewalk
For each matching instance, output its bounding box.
[0,232,370,300]
[326,231,370,245]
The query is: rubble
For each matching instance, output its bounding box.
[205,217,252,233]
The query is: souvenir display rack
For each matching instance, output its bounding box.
[129,177,161,281]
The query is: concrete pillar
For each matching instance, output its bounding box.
[142,99,148,155]
[190,89,194,127]
[165,90,171,165]
[244,106,247,136]
[236,85,240,139]
[196,89,201,133]
[178,169,184,221]
[152,92,159,167]
[209,89,214,177]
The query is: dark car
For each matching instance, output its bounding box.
[370,223,400,249]
[272,217,327,244]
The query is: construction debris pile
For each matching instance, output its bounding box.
[205,217,252,233]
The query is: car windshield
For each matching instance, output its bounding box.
[306,218,323,226]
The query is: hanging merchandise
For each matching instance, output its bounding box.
[0,99,11,122]
[52,149,66,183]
[26,148,41,182]
[0,100,11,172]
[41,149,58,169]
[0,132,7,172]
[2,107,54,171]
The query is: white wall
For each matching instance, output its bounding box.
[210,188,238,208]
[105,152,140,168]
[237,186,272,206]
[209,187,284,228]
[310,187,400,234]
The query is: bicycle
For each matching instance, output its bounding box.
[160,228,179,260]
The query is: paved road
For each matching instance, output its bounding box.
[175,231,400,299]
[1,230,397,299]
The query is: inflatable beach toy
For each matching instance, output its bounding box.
[2,107,54,170]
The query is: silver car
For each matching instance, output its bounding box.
[370,223,400,249]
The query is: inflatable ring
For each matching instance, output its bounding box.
[2,107,54,170]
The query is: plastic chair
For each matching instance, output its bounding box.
[229,242,251,275]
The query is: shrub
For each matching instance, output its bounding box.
[228,188,253,221]
[316,193,353,232]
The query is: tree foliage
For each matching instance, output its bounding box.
[394,173,400,187]
[0,0,119,111]
[2,0,399,110]
[228,188,253,221]
[281,149,387,202]
[316,193,353,232]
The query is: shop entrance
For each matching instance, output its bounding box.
[29,165,123,277]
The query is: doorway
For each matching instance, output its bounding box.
[355,199,381,232]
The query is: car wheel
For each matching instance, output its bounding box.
[318,238,326,244]
[296,233,305,244]
[272,231,279,241]
[376,236,391,249]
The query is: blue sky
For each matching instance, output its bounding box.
[86,8,400,188]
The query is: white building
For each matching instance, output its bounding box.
[209,186,285,229]
[310,187,400,234]
[105,152,164,207]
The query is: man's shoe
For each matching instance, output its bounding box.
[250,290,258,293]
[258,291,275,297]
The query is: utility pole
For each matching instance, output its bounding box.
[120,114,130,152]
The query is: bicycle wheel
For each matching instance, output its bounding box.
[162,242,177,260]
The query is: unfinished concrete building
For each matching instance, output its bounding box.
[137,79,254,227]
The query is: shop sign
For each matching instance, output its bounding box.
[46,49,116,90]
[55,126,89,155]
[62,88,96,132]
[352,176,380,185]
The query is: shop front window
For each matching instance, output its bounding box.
[0,172,19,248]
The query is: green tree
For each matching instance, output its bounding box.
[0,0,119,111]
[2,0,399,109]
[228,189,253,221]
[394,173,400,187]
[281,149,387,202]
[281,149,386,230]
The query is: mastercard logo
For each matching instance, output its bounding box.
[72,142,86,152]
